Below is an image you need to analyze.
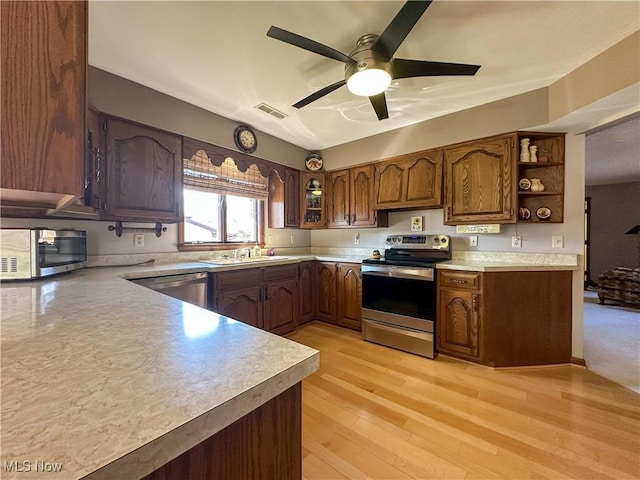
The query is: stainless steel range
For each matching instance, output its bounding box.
[361,234,451,359]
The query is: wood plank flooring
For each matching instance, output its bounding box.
[287,322,640,480]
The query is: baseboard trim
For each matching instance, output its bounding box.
[571,356,587,367]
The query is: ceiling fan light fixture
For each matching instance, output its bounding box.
[346,68,392,96]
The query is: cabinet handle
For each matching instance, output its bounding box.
[450,279,467,284]
[472,294,478,312]
[446,206,451,220]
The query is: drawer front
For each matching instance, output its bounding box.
[439,271,481,290]
[263,264,298,282]
[215,268,263,291]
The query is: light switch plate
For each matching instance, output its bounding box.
[354,232,360,245]
[267,235,274,245]
[290,235,296,244]
[552,235,564,249]
[134,234,144,247]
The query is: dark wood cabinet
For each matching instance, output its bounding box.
[337,263,362,331]
[213,264,298,335]
[438,286,481,360]
[516,132,565,223]
[374,148,444,210]
[103,116,182,222]
[327,165,386,228]
[315,262,337,323]
[437,269,572,367]
[268,167,300,229]
[298,261,315,325]
[443,134,517,225]
[1,1,87,211]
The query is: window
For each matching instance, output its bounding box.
[180,151,267,250]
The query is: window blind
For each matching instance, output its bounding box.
[184,150,269,200]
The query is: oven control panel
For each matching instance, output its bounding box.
[384,234,449,250]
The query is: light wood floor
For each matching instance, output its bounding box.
[287,322,640,480]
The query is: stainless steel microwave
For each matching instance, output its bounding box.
[0,229,87,280]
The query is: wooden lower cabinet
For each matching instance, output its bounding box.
[213,265,298,335]
[437,270,572,367]
[298,262,315,325]
[143,382,302,480]
[337,263,362,331]
[315,262,337,324]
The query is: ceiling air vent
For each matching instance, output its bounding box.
[255,103,288,120]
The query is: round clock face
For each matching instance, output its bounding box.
[234,125,257,153]
[305,154,323,171]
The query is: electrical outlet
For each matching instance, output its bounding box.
[469,235,478,247]
[512,235,522,248]
[552,235,564,249]
[134,234,144,247]
[290,235,296,244]
[267,235,274,245]
[354,232,360,245]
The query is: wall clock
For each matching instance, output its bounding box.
[234,125,257,153]
[305,153,323,171]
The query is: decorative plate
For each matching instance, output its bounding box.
[518,207,531,221]
[518,178,531,190]
[536,207,552,220]
[305,153,323,171]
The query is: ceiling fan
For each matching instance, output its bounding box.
[267,0,480,121]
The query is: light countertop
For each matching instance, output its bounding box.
[0,263,319,480]
[436,260,579,272]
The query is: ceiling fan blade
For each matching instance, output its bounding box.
[372,1,433,62]
[369,92,389,120]
[267,26,354,65]
[393,58,481,79]
[293,80,346,109]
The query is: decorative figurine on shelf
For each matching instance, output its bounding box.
[530,178,545,192]
[529,145,538,163]
[520,138,531,162]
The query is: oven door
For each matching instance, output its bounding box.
[361,265,436,322]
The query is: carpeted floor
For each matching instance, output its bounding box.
[583,290,640,393]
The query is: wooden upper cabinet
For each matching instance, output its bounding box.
[268,167,300,229]
[443,134,516,224]
[103,116,183,222]
[374,148,443,210]
[1,1,87,203]
[300,172,326,229]
[326,165,386,228]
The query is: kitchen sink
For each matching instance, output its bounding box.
[201,256,288,265]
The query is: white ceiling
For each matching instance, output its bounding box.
[88,0,639,153]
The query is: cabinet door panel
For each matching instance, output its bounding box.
[327,170,350,227]
[215,287,262,329]
[298,262,315,325]
[1,1,86,197]
[315,262,337,323]
[375,162,404,207]
[337,263,362,331]
[105,118,182,221]
[284,168,300,228]
[405,151,443,207]
[438,289,480,359]
[350,165,376,227]
[444,135,515,224]
[264,279,297,335]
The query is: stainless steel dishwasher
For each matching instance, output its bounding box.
[132,272,209,308]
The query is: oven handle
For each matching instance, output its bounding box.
[361,265,434,281]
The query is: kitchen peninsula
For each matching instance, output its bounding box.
[0,263,319,480]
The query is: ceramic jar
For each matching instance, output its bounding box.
[520,138,531,162]
[530,178,545,192]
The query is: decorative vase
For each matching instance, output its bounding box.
[530,178,545,192]
[520,138,530,162]
[529,145,538,163]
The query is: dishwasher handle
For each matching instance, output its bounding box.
[132,272,208,290]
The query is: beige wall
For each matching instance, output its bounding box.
[585,182,640,281]
[89,67,308,170]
